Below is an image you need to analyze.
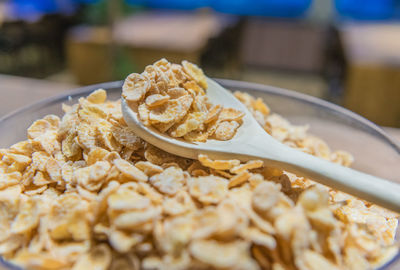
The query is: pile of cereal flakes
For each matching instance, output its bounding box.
[122,59,244,142]
[0,74,398,270]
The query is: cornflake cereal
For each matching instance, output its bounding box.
[0,67,398,270]
[122,59,244,142]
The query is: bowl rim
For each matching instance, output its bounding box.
[0,78,399,269]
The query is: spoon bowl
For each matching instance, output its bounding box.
[122,78,400,212]
[122,78,265,160]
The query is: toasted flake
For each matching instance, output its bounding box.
[191,94,209,113]
[114,159,148,182]
[228,171,251,188]
[45,158,62,182]
[113,206,161,229]
[86,147,109,165]
[9,140,32,156]
[135,161,163,177]
[205,104,222,124]
[169,112,207,137]
[163,190,195,216]
[190,240,248,268]
[152,121,175,133]
[137,182,163,204]
[252,181,281,211]
[183,80,204,95]
[198,154,240,170]
[62,132,81,158]
[77,122,97,150]
[0,172,21,190]
[87,89,107,104]
[191,207,220,239]
[248,173,264,188]
[24,185,48,195]
[33,171,52,186]
[245,207,276,234]
[123,73,151,102]
[145,94,170,108]
[211,168,234,179]
[214,121,240,140]
[138,104,150,126]
[205,118,220,137]
[4,153,32,171]
[217,198,249,237]
[61,163,74,184]
[144,145,191,169]
[27,119,51,139]
[48,194,91,241]
[230,160,264,174]
[154,58,171,70]
[298,185,330,211]
[149,166,185,196]
[149,95,193,124]
[182,60,208,89]
[86,161,110,189]
[253,98,270,115]
[188,176,228,204]
[183,130,209,142]
[169,63,189,85]
[166,87,187,99]
[108,187,150,211]
[111,125,142,150]
[11,197,39,234]
[219,108,245,122]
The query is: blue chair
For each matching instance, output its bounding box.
[125,0,311,18]
[335,0,395,20]
[212,0,311,17]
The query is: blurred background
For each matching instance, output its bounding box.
[1,0,400,128]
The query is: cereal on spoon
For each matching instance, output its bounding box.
[122,58,244,142]
[0,59,398,270]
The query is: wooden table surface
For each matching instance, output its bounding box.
[0,74,78,117]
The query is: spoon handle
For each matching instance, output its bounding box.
[237,136,400,212]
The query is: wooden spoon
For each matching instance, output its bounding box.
[122,78,400,212]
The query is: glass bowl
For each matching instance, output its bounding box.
[0,79,399,269]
